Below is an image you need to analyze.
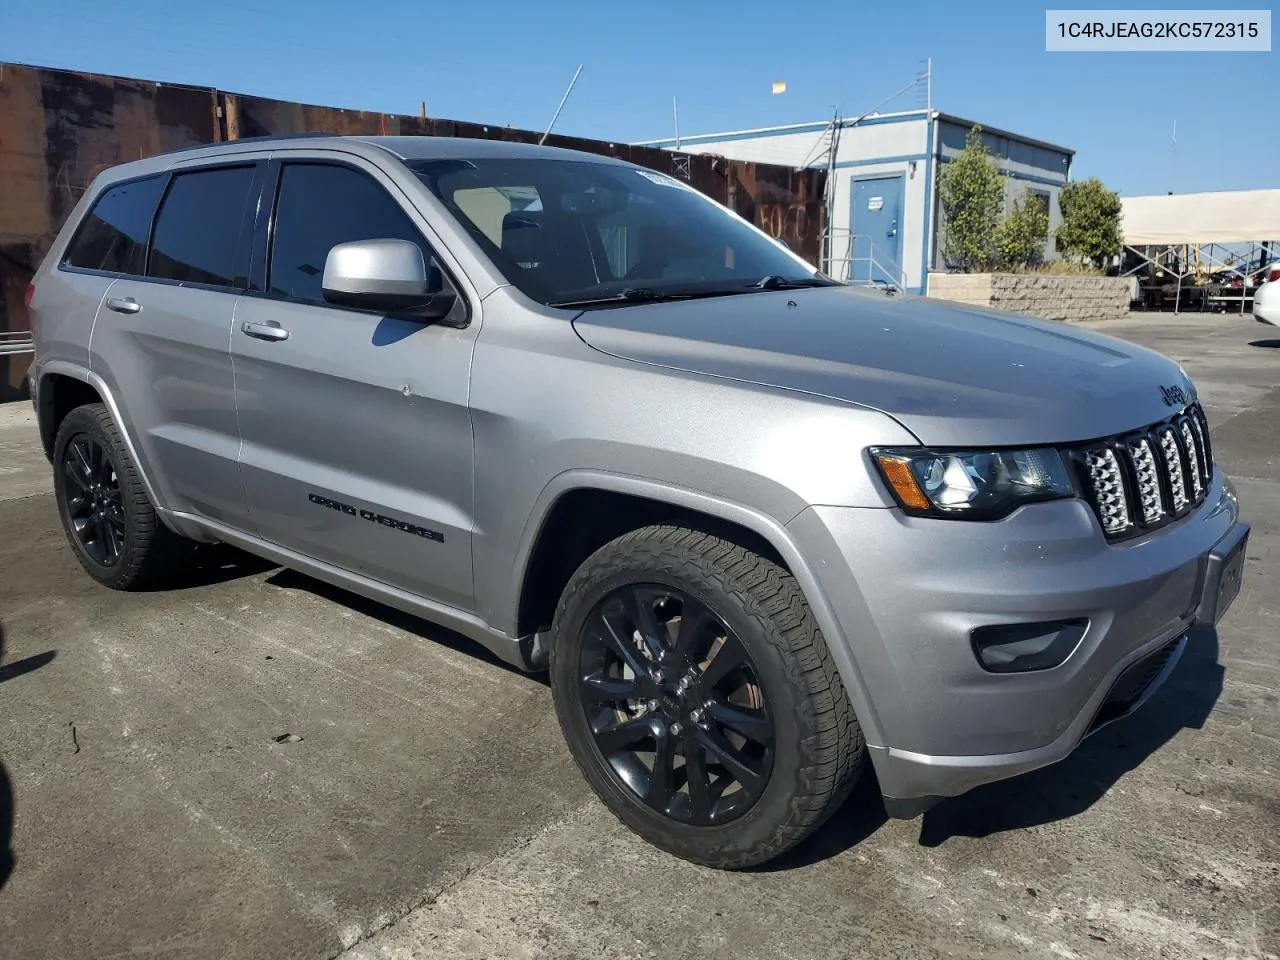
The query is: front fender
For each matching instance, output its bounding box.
[503,468,890,748]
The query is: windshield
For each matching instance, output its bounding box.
[403,157,832,307]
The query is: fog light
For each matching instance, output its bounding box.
[971,619,1087,673]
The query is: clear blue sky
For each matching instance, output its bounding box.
[3,0,1275,196]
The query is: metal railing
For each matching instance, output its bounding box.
[821,229,907,291]
[0,332,34,356]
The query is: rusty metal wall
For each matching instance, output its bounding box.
[0,63,826,403]
[0,64,218,401]
[225,92,826,261]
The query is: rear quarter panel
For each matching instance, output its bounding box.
[29,178,114,375]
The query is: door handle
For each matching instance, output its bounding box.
[241,320,290,342]
[887,219,898,238]
[105,297,141,315]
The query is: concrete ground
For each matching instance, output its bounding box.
[0,313,1277,960]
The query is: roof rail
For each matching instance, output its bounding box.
[167,131,343,155]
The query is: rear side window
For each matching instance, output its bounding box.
[269,163,437,304]
[149,166,256,288]
[63,176,165,274]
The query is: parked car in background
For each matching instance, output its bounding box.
[24,135,1249,869]
[1254,274,1280,325]
[1210,256,1280,290]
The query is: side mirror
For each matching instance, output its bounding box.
[322,239,457,320]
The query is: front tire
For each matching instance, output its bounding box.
[52,403,193,590]
[549,525,865,869]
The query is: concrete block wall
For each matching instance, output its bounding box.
[927,273,1131,322]
[924,273,992,308]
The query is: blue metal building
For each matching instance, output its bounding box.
[637,109,1075,295]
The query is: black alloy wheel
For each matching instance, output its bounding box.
[578,584,774,826]
[52,402,195,590]
[60,433,126,566]
[551,526,866,869]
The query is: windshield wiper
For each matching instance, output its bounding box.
[550,286,742,309]
[753,275,835,290]
[550,276,836,309]
[548,287,666,308]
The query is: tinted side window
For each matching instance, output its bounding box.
[269,164,437,304]
[149,166,256,288]
[63,176,166,274]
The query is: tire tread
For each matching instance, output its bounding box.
[551,523,865,869]
[54,403,193,590]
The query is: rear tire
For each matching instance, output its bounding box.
[52,403,194,590]
[550,525,865,869]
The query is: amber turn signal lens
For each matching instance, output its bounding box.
[874,455,931,511]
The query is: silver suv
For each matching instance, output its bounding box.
[26,135,1249,869]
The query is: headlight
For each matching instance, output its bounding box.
[871,447,1074,520]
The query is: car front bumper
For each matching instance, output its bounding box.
[787,470,1247,816]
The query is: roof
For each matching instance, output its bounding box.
[94,134,631,184]
[1121,189,1280,246]
[933,113,1074,157]
[359,136,630,164]
[635,109,1074,158]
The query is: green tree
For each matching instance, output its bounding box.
[1056,177,1123,267]
[937,125,1004,272]
[994,190,1050,270]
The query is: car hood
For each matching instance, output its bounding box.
[571,285,1193,447]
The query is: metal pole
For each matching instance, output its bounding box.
[1242,242,1249,314]
[673,96,680,150]
[824,110,840,275]
[1174,247,1183,316]
[540,65,583,145]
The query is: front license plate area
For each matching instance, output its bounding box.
[1199,525,1249,626]
[1214,537,1246,622]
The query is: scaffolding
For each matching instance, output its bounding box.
[1119,189,1280,315]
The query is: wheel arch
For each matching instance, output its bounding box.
[37,362,176,530]
[510,470,886,747]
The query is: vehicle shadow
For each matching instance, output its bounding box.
[150,543,279,592]
[755,625,1223,868]
[263,568,543,682]
[917,625,1223,847]
[748,766,889,872]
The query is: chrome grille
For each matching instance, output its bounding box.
[1180,421,1203,499]
[1159,426,1188,510]
[1085,448,1131,535]
[1126,437,1165,524]
[1075,404,1213,541]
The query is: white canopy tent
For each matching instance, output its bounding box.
[1121,189,1280,246]
[1119,189,1280,314]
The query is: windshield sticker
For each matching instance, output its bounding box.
[637,170,689,189]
